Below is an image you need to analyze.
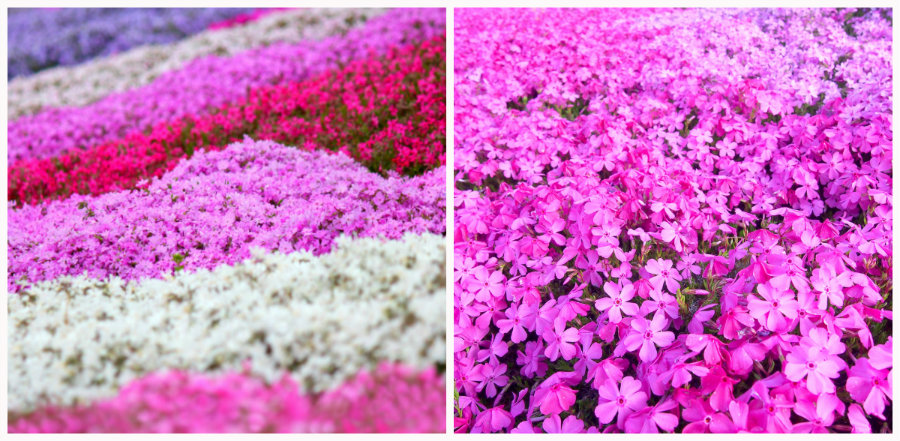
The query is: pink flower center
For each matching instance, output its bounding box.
[614,298,622,306]
[644,330,654,340]
[703,416,712,424]
[807,362,816,369]
[617,396,626,406]
[767,405,775,414]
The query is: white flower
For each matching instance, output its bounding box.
[8,233,445,412]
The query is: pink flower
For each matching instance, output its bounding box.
[595,281,639,323]
[622,398,679,433]
[623,315,675,362]
[645,259,682,294]
[682,399,736,433]
[661,360,709,388]
[594,376,647,427]
[846,358,891,419]
[471,359,508,398]
[496,303,535,343]
[469,266,505,302]
[538,382,577,416]
[472,406,512,433]
[747,283,799,332]
[542,415,585,433]
[784,347,842,395]
[542,320,579,361]
[792,394,839,433]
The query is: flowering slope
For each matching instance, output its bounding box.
[9,233,445,411]
[9,363,445,433]
[9,35,446,205]
[7,8,253,79]
[9,139,445,292]
[8,7,445,161]
[7,8,387,119]
[453,8,892,434]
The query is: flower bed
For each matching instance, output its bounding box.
[8,7,444,161]
[7,8,387,119]
[9,139,445,292]
[9,363,445,433]
[7,8,254,79]
[453,8,891,434]
[9,233,444,412]
[9,36,445,204]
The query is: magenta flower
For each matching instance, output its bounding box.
[622,398,679,433]
[810,264,852,310]
[783,347,842,395]
[516,341,547,379]
[682,399,737,433]
[538,382,577,416]
[792,394,840,433]
[846,358,891,419]
[595,281,639,323]
[645,259,682,294]
[472,406,512,433]
[661,360,709,388]
[542,415,585,433]
[496,303,535,343]
[542,320,580,361]
[471,359,509,398]
[469,266,506,302]
[623,315,675,362]
[594,376,647,427]
[747,283,799,332]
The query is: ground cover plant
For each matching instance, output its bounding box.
[453,8,892,433]
[7,8,254,79]
[8,8,447,433]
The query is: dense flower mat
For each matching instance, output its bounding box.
[9,363,445,433]
[9,8,447,433]
[9,35,445,204]
[8,8,444,162]
[7,8,254,79]
[7,9,387,119]
[453,8,891,434]
[9,233,444,413]
[9,139,444,292]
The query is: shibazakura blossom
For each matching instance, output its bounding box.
[9,34,446,204]
[8,138,445,292]
[7,8,388,119]
[8,7,445,162]
[9,363,445,433]
[7,8,255,79]
[8,233,445,412]
[453,8,891,434]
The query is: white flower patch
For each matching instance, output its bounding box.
[7,8,387,119]
[8,233,445,413]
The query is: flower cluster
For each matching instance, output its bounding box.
[9,35,445,204]
[453,8,891,433]
[8,7,445,161]
[9,363,445,433]
[9,139,444,291]
[7,8,388,119]
[9,233,445,411]
[7,8,254,79]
